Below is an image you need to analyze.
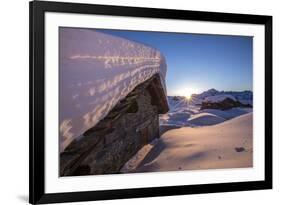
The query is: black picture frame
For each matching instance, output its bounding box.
[29,1,272,204]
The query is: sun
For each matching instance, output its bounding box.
[184,88,197,100]
[185,94,192,100]
[175,87,198,100]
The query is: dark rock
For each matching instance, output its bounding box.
[72,165,91,176]
[235,147,246,152]
[201,97,252,110]
[126,100,138,113]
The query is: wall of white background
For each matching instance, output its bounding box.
[0,0,279,204]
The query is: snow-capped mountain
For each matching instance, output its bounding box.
[204,94,237,103]
[167,89,253,112]
[189,89,253,105]
[222,90,253,105]
[191,88,219,99]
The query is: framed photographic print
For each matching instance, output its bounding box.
[29,0,272,204]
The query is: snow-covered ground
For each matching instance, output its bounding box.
[122,113,253,173]
[122,89,253,173]
[160,106,252,128]
[59,28,167,151]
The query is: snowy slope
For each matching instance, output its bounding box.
[167,96,189,112]
[134,113,253,173]
[160,107,252,127]
[187,112,225,125]
[59,28,167,152]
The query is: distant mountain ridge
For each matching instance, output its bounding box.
[191,88,253,101]
[191,88,220,99]
[168,89,253,111]
[191,89,252,105]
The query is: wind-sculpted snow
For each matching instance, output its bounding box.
[59,28,167,152]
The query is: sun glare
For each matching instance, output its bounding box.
[176,87,198,100]
[186,94,192,100]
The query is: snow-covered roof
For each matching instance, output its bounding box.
[59,27,167,152]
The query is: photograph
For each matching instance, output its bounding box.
[59,27,253,176]
[28,1,273,203]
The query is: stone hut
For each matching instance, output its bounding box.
[60,74,168,176]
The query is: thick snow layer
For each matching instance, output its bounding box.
[199,108,252,120]
[59,28,167,152]
[160,107,252,127]
[188,112,225,126]
[134,113,253,173]
[160,112,192,127]
[204,94,237,103]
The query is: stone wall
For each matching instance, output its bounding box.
[60,75,167,176]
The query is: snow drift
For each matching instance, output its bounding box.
[133,113,253,173]
[59,28,167,152]
[187,112,225,126]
